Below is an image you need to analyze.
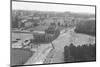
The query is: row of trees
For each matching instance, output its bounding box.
[75,19,96,36]
[64,43,96,62]
[31,23,60,44]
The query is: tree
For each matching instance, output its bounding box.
[34,23,38,26]
[65,23,68,27]
[58,22,60,26]
[12,15,19,28]
[45,23,56,34]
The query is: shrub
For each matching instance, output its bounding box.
[64,43,96,62]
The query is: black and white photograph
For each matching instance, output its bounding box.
[11,0,96,67]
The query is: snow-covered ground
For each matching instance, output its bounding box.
[24,43,53,65]
[12,27,95,64]
[45,28,95,63]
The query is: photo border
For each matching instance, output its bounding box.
[10,0,96,67]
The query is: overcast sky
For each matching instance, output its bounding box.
[12,1,95,14]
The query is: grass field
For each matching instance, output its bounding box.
[11,48,34,66]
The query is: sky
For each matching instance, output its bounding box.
[12,1,95,14]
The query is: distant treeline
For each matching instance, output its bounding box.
[64,43,96,62]
[12,10,95,29]
[12,10,95,19]
[75,19,96,36]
